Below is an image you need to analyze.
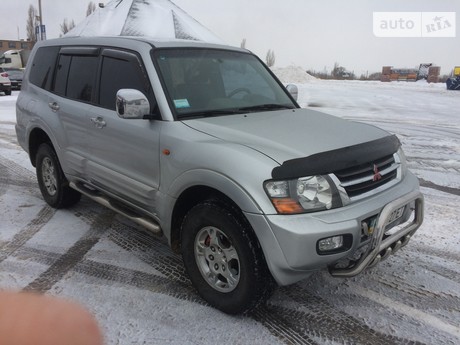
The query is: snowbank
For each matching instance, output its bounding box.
[272,65,316,84]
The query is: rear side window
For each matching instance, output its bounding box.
[99,51,152,110]
[53,55,71,97]
[66,56,99,102]
[29,46,59,91]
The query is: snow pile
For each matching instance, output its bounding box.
[65,0,223,44]
[272,65,316,83]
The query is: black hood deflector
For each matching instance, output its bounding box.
[271,135,401,180]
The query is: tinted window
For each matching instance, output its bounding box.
[99,54,151,110]
[66,56,99,102]
[53,55,71,96]
[29,46,60,91]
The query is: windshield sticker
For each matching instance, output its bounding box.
[174,99,191,109]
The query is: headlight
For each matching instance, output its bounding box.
[264,175,342,214]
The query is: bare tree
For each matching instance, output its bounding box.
[26,5,38,42]
[86,1,97,17]
[266,49,275,68]
[240,38,247,49]
[60,18,76,36]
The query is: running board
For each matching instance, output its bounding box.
[69,182,162,235]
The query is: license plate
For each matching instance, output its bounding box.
[387,206,405,225]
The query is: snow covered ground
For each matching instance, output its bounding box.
[1,79,459,344]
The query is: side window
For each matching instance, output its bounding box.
[99,52,153,110]
[53,55,71,96]
[66,56,99,102]
[29,46,60,91]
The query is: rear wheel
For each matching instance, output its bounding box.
[181,200,275,314]
[36,143,81,208]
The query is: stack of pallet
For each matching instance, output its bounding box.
[427,66,441,83]
[381,66,392,82]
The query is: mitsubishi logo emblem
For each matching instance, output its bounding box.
[373,164,382,182]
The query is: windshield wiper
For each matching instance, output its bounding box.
[179,109,244,119]
[237,104,296,112]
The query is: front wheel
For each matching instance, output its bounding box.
[181,200,275,314]
[36,143,81,208]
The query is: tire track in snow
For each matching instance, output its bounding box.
[275,284,425,345]
[250,306,319,345]
[23,210,113,293]
[108,220,189,284]
[0,155,35,180]
[12,245,205,304]
[0,156,41,196]
[0,157,9,197]
[353,286,460,341]
[374,274,460,314]
[0,206,55,264]
[418,179,460,196]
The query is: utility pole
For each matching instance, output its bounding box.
[38,0,43,27]
[37,0,46,40]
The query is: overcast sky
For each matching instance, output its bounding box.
[2,0,459,75]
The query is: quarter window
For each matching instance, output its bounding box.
[29,46,60,91]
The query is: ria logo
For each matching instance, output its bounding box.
[373,12,456,38]
[373,164,382,182]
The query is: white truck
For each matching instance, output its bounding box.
[0,50,30,69]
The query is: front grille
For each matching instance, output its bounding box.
[334,154,398,198]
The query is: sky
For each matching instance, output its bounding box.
[2,0,459,75]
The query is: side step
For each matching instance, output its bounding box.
[70,182,162,235]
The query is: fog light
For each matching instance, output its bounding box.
[318,236,344,252]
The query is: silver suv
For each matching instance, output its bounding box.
[16,37,424,314]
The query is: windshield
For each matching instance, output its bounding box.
[153,48,296,119]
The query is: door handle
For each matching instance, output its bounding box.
[90,116,107,129]
[48,102,60,112]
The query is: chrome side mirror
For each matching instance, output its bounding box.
[286,84,298,101]
[116,89,150,119]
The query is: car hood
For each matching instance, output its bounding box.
[183,108,390,165]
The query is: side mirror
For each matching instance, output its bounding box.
[286,84,298,101]
[116,89,150,119]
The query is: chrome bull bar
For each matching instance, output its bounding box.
[330,190,424,278]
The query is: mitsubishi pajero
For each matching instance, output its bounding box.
[16,37,424,314]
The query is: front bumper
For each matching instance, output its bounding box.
[329,189,423,277]
[246,172,424,285]
[0,83,11,91]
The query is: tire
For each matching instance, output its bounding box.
[181,200,275,314]
[5,89,11,96]
[36,143,81,208]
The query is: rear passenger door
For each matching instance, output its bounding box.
[86,48,161,213]
[51,47,100,179]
